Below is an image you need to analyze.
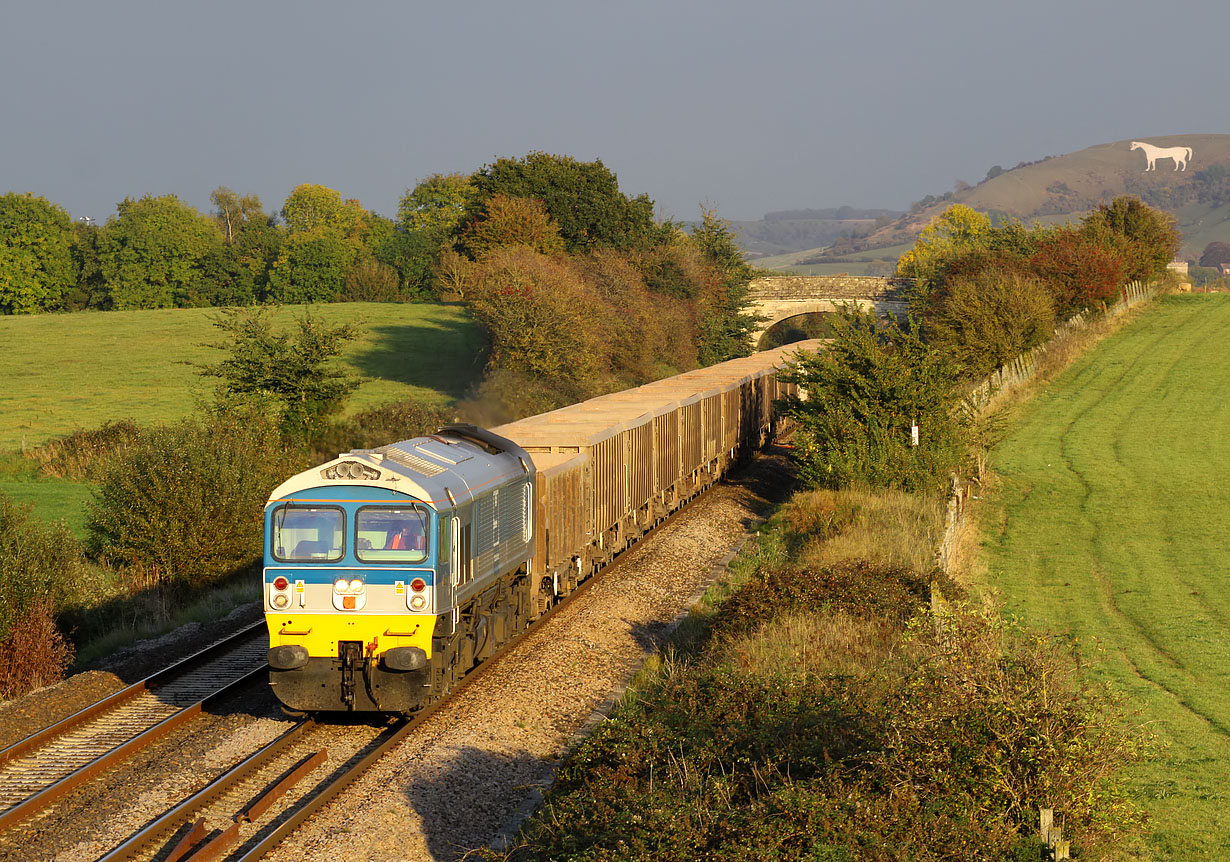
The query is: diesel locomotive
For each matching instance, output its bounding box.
[262,340,818,713]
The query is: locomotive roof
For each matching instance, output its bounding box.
[266,432,532,510]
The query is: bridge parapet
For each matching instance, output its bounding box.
[747,275,910,302]
[746,275,911,348]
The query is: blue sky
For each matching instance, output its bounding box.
[3,0,1225,223]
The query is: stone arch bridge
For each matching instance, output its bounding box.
[747,275,909,346]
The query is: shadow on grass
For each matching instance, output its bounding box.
[346,312,488,401]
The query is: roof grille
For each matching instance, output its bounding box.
[375,444,448,477]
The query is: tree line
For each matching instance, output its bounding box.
[0,152,759,412]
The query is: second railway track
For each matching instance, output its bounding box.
[0,621,269,832]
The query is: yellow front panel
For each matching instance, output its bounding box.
[266,612,437,658]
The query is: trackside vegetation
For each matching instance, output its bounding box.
[494,490,1146,860]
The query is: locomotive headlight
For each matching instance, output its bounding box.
[268,575,292,610]
[409,594,428,611]
[348,578,364,593]
[334,578,349,593]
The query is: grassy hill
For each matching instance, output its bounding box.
[763,134,1230,271]
[0,302,485,453]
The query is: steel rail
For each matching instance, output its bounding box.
[97,719,315,862]
[0,665,268,833]
[0,620,267,771]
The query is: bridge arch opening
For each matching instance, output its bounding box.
[757,312,840,351]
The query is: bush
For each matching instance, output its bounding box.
[507,586,1144,861]
[780,310,966,493]
[0,494,87,694]
[29,420,142,481]
[465,247,609,397]
[1029,228,1126,314]
[86,411,304,586]
[312,398,451,460]
[926,270,1055,378]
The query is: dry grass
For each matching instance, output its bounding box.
[722,609,904,681]
[783,487,943,574]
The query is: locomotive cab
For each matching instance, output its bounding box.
[262,425,535,713]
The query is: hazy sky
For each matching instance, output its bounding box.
[3,0,1225,224]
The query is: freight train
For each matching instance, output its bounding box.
[262,341,819,713]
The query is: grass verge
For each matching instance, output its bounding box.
[965,294,1230,859]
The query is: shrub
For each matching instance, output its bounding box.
[340,258,403,302]
[1080,196,1180,283]
[465,247,609,396]
[780,309,966,493]
[1029,228,1126,314]
[312,398,451,460]
[86,411,303,586]
[29,419,142,481]
[0,494,87,694]
[926,270,1055,378]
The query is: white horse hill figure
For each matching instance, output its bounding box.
[1130,140,1193,171]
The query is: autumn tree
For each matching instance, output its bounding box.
[1079,196,1179,283]
[896,204,992,314]
[0,193,77,314]
[462,194,566,258]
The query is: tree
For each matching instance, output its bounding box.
[0,193,77,314]
[265,231,353,304]
[690,208,759,364]
[200,307,361,438]
[462,194,566,258]
[1199,241,1230,269]
[896,204,992,311]
[97,195,223,309]
[211,187,267,244]
[465,247,606,394]
[280,184,363,237]
[926,270,1055,378]
[780,309,965,492]
[398,173,475,240]
[467,152,665,252]
[1079,196,1179,283]
[1029,228,1126,314]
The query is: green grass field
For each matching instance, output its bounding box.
[976,294,1230,859]
[0,302,486,529]
[0,302,485,452]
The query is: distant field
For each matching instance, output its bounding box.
[755,241,913,275]
[975,295,1230,858]
[0,302,486,452]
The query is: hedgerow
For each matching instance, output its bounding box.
[497,494,1147,861]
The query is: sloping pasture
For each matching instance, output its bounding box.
[976,294,1230,859]
[0,302,484,452]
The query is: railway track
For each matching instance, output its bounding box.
[0,621,269,832]
[96,550,616,862]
